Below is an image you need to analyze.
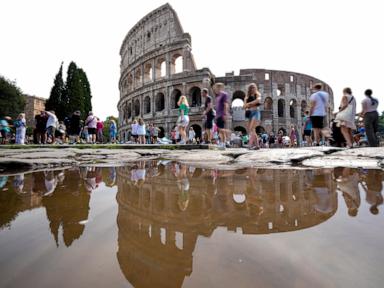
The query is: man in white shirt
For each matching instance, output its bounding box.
[45,110,58,143]
[309,83,329,145]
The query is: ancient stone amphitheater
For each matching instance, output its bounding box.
[117,3,334,140]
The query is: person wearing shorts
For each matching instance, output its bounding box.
[85,112,98,143]
[302,110,313,146]
[309,83,329,145]
[177,95,190,144]
[213,83,229,148]
[202,88,214,143]
[244,83,262,149]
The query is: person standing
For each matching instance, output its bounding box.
[202,88,214,143]
[109,119,117,143]
[69,111,81,143]
[359,89,379,147]
[45,110,58,144]
[85,112,97,144]
[309,83,329,145]
[289,125,298,147]
[96,118,104,143]
[56,121,66,144]
[188,127,195,144]
[14,113,26,144]
[302,110,312,146]
[213,83,230,149]
[34,111,48,144]
[131,119,138,143]
[177,95,190,144]
[152,124,160,144]
[244,83,261,149]
[137,118,146,144]
[335,88,356,148]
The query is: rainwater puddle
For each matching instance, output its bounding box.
[0,162,383,288]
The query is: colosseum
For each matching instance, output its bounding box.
[117,3,334,140]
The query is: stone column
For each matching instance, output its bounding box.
[151,58,156,81]
[166,53,171,78]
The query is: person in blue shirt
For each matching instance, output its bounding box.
[302,110,313,146]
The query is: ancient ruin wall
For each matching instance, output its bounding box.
[118,3,334,139]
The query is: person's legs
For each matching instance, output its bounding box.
[340,126,352,147]
[364,114,376,147]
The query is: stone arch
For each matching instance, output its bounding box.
[127,103,132,119]
[135,67,142,87]
[289,99,297,118]
[171,88,182,108]
[127,73,133,92]
[278,127,287,135]
[190,124,202,139]
[301,100,307,117]
[158,126,165,138]
[277,84,285,97]
[264,97,273,111]
[155,57,166,78]
[231,90,246,108]
[171,53,183,74]
[189,86,201,107]
[144,62,153,83]
[232,90,246,101]
[278,99,285,117]
[155,92,165,112]
[134,99,140,117]
[144,96,151,114]
[234,126,247,135]
[256,126,265,134]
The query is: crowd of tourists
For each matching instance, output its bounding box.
[1,83,380,148]
[0,110,117,144]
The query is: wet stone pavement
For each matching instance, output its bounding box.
[0,161,383,288]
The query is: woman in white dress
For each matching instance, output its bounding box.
[15,113,26,144]
[335,88,356,148]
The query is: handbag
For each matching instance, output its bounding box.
[245,110,251,118]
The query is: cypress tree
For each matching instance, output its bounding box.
[78,68,92,116]
[65,62,84,118]
[46,63,65,120]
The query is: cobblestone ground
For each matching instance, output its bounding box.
[1,146,383,175]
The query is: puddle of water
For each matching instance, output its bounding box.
[0,163,383,288]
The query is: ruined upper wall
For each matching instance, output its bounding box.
[120,3,186,67]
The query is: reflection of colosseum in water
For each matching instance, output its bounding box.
[117,3,334,139]
[116,164,337,287]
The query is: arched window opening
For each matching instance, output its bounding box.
[289,99,297,118]
[171,89,182,108]
[278,99,285,117]
[264,97,273,111]
[156,92,165,112]
[144,96,151,114]
[134,99,140,117]
[189,87,201,107]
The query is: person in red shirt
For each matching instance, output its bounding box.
[96,118,104,143]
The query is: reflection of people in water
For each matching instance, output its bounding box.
[0,176,9,190]
[106,167,116,187]
[334,167,361,217]
[312,170,334,214]
[361,170,383,215]
[130,161,146,187]
[43,169,91,247]
[83,167,98,193]
[173,163,190,211]
[12,174,25,194]
[44,171,58,196]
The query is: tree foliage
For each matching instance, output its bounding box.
[45,63,65,120]
[379,111,384,133]
[103,116,118,142]
[0,75,25,119]
[46,61,92,120]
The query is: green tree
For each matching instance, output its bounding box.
[378,111,384,133]
[65,62,84,118]
[103,116,118,142]
[45,63,65,120]
[0,75,25,119]
[78,68,92,115]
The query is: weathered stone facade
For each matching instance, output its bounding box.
[118,3,334,140]
[24,95,46,127]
